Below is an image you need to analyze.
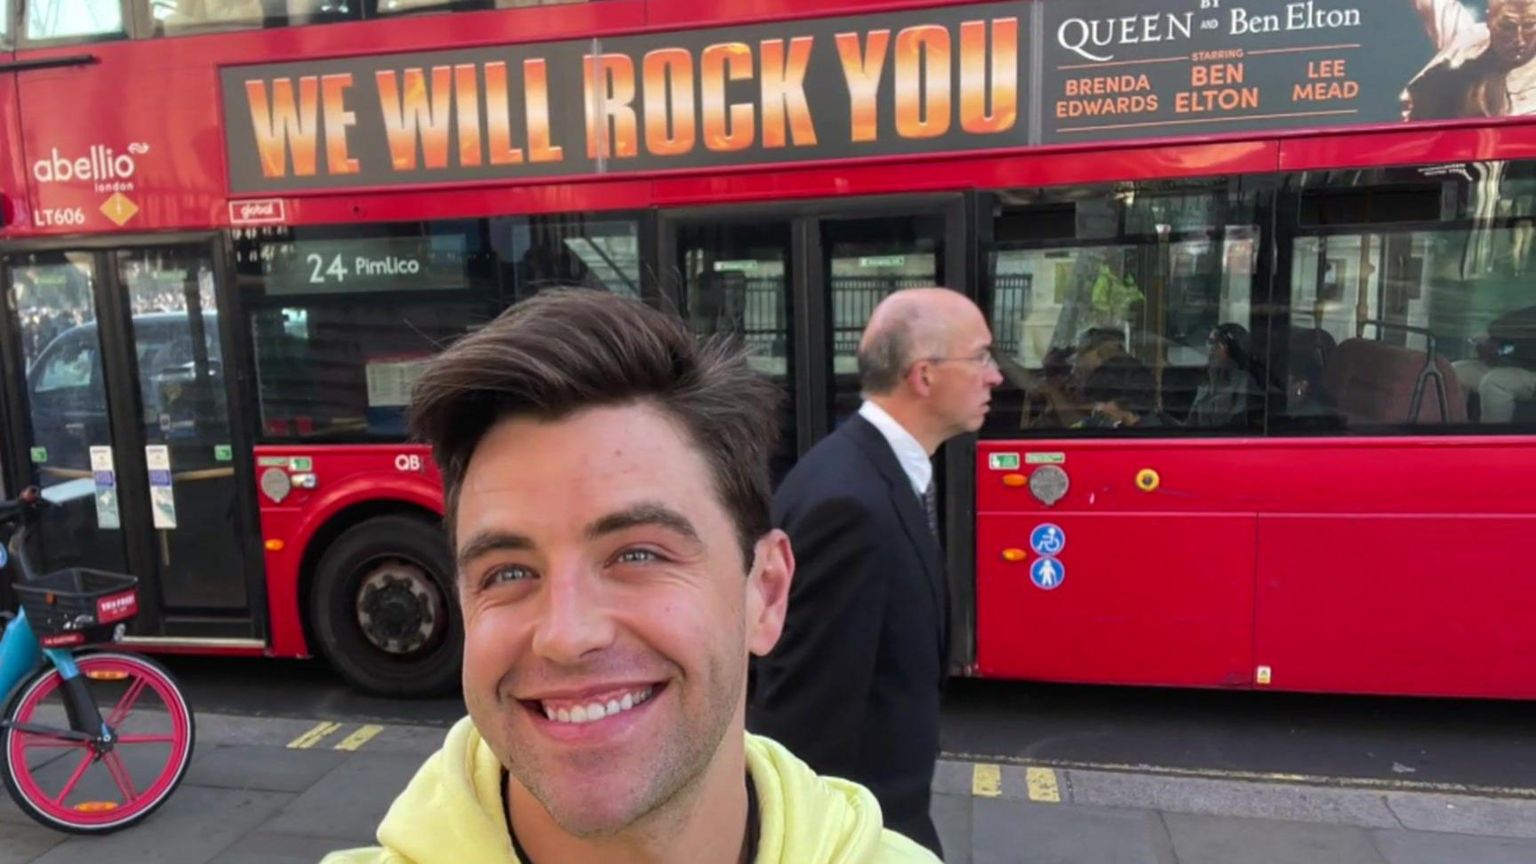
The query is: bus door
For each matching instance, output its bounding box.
[0,241,263,643]
[973,177,1274,689]
[658,195,975,664]
[659,196,965,473]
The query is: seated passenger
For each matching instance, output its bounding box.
[1188,323,1260,427]
[1452,304,1536,422]
[1076,355,1170,429]
[1007,327,1128,428]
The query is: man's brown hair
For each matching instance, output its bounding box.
[408,287,783,566]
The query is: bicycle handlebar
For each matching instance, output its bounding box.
[0,486,53,583]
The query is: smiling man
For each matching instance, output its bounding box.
[322,288,937,864]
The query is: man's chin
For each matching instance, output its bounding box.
[536,789,651,839]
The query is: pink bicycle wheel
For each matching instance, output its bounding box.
[2,651,194,834]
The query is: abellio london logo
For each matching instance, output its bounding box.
[32,143,150,192]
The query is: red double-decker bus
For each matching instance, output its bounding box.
[1,0,1532,699]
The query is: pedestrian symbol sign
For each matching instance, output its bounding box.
[1030,523,1065,556]
[1030,557,1064,590]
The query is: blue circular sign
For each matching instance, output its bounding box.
[1030,557,1065,591]
[0,544,9,569]
[1029,523,1066,557]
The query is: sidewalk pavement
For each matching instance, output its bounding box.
[3,712,1535,863]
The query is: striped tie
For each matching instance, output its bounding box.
[922,480,939,539]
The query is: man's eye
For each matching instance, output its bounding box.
[614,549,660,565]
[484,565,536,586]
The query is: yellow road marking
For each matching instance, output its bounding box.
[334,725,385,752]
[287,721,342,749]
[971,763,1002,797]
[1027,767,1062,803]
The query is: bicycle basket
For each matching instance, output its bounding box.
[14,568,139,648]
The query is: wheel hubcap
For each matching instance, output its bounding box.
[355,559,443,656]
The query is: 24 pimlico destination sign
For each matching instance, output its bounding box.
[221,0,1518,194]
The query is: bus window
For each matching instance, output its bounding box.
[982,181,1267,436]
[151,1,359,34]
[26,0,123,41]
[236,215,639,442]
[490,214,640,301]
[1277,161,1536,434]
[374,0,587,13]
[2,0,11,47]
[236,220,502,442]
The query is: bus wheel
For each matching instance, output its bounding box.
[310,515,462,698]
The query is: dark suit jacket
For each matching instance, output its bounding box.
[747,414,948,856]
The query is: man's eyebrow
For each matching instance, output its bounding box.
[585,503,702,545]
[456,530,534,571]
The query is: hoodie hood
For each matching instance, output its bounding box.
[321,715,937,864]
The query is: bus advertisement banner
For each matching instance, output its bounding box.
[215,0,1512,194]
[221,2,1029,193]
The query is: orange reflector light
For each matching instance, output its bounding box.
[1001,548,1026,562]
[265,539,284,552]
[73,801,120,813]
[1002,474,1026,487]
[85,670,130,681]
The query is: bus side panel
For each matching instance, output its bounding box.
[1252,439,1536,700]
[975,442,1258,688]
[253,444,442,658]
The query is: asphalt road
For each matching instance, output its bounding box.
[157,654,1536,795]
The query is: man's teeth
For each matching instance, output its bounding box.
[543,686,655,724]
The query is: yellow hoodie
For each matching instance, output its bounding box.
[321,716,939,864]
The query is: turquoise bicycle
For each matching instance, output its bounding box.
[0,486,194,833]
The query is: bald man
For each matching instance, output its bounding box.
[1404,0,1536,118]
[748,288,1002,857]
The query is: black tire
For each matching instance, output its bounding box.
[309,515,462,698]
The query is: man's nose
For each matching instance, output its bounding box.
[530,568,616,664]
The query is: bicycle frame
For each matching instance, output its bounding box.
[0,609,108,745]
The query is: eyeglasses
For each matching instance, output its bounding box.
[916,349,999,370]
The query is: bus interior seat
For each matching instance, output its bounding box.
[1319,338,1466,425]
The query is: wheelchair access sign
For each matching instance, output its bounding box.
[1029,523,1065,556]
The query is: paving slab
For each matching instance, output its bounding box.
[931,791,974,864]
[971,799,1164,864]
[1383,793,1536,839]
[27,786,292,864]
[210,831,373,864]
[0,819,66,864]
[187,744,350,794]
[1371,829,1536,864]
[1165,813,1386,864]
[261,752,426,840]
[1067,770,1401,829]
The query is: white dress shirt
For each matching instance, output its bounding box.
[857,400,932,498]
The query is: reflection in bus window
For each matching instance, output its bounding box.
[982,182,1265,437]
[489,214,640,299]
[26,0,123,40]
[1,0,11,45]
[1278,162,1536,432]
[676,221,796,483]
[237,216,638,442]
[151,0,358,33]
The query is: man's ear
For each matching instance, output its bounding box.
[746,529,794,657]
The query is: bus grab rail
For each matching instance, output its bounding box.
[1356,319,1450,423]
